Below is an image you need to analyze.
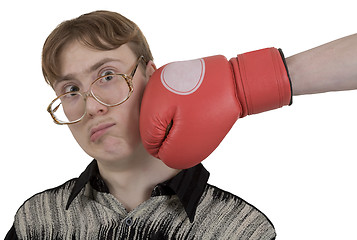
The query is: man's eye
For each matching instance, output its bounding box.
[101,70,115,76]
[64,85,80,93]
[100,70,115,82]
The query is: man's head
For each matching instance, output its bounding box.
[43,11,157,167]
[42,10,153,87]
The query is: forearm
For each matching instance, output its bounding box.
[286,33,357,96]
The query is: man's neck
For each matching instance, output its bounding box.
[96,146,180,212]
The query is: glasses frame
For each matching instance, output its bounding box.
[47,56,145,125]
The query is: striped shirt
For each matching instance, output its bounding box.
[6,160,276,239]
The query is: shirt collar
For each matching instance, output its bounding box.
[65,160,101,210]
[66,159,210,222]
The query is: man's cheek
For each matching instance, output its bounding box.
[68,126,86,144]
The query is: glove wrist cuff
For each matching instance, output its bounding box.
[230,47,292,117]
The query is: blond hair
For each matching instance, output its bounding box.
[42,10,153,86]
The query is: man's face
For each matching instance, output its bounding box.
[56,41,151,165]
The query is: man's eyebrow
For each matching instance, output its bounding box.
[87,57,122,73]
[55,58,122,85]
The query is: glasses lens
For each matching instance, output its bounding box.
[92,74,131,105]
[50,92,86,124]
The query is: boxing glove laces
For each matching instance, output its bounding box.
[140,48,292,169]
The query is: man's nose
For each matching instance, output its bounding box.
[85,94,109,118]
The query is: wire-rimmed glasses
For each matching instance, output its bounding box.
[47,56,144,125]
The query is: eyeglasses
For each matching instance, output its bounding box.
[47,56,145,125]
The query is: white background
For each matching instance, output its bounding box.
[1,0,356,239]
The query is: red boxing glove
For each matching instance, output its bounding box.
[140,48,292,169]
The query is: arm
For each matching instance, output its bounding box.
[286,33,357,95]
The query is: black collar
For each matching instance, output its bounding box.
[66,160,210,223]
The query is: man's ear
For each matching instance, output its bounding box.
[145,60,157,80]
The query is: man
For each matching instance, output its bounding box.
[5,10,356,239]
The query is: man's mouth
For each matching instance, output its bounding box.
[90,123,116,142]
